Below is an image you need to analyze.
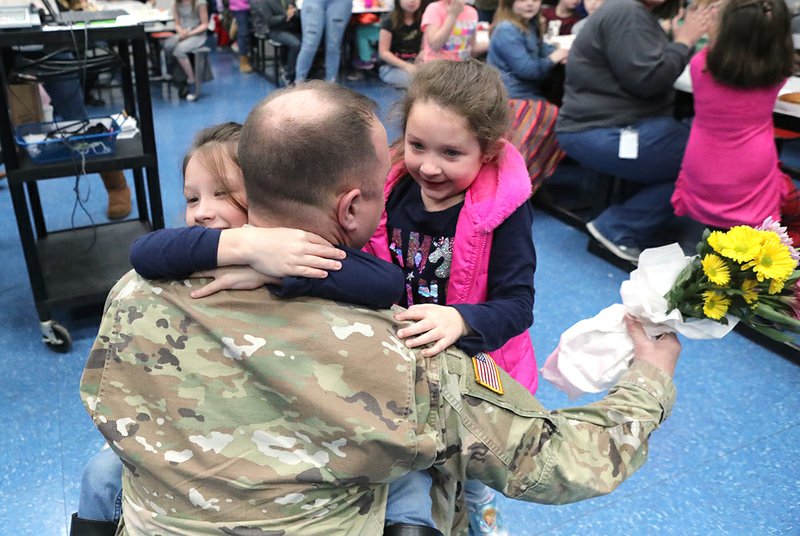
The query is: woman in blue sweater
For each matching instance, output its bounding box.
[487,0,568,100]
[487,0,569,195]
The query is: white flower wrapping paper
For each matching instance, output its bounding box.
[541,243,739,399]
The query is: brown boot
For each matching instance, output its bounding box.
[239,55,253,74]
[100,170,132,219]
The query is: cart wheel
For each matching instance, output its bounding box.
[40,320,72,353]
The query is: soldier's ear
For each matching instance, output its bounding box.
[336,187,362,234]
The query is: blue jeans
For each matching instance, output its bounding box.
[232,9,251,56]
[80,448,436,527]
[294,0,352,82]
[378,64,411,88]
[556,116,691,249]
[41,53,89,121]
[386,470,435,527]
[78,448,123,522]
[464,479,494,510]
[268,30,302,80]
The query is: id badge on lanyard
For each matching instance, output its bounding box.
[619,127,638,159]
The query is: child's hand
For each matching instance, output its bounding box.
[190,266,280,298]
[218,227,347,279]
[394,304,470,357]
[549,47,568,64]
[446,0,465,16]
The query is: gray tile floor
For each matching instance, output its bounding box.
[0,50,798,535]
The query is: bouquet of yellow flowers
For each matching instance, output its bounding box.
[666,218,800,343]
[542,218,800,399]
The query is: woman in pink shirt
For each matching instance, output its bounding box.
[672,0,799,243]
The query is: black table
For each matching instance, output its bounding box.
[0,24,164,351]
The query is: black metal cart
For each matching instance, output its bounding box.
[0,24,163,352]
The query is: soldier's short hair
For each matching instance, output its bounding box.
[239,81,381,219]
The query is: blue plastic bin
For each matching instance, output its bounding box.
[14,118,121,164]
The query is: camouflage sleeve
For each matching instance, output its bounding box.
[80,270,138,414]
[436,351,676,506]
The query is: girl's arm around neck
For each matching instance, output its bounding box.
[271,247,405,308]
[216,227,345,280]
[130,226,221,280]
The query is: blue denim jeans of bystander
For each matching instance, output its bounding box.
[294,0,352,82]
[556,116,691,249]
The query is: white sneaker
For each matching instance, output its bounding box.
[186,93,198,102]
[586,221,641,263]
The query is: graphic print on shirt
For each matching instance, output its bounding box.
[389,227,453,306]
[445,20,476,60]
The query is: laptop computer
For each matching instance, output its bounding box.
[42,0,127,24]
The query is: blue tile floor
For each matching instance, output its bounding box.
[0,50,798,535]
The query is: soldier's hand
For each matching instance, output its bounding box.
[394,305,470,357]
[190,266,280,298]
[625,315,681,377]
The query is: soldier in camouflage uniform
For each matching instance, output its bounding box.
[80,81,681,536]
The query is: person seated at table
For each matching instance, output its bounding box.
[164,0,210,101]
[488,0,569,193]
[251,0,301,85]
[671,0,800,244]
[555,0,713,263]
[488,0,568,100]
[540,0,583,36]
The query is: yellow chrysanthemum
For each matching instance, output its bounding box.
[713,226,764,263]
[768,278,786,295]
[706,231,727,255]
[740,279,759,304]
[703,290,731,320]
[701,253,730,285]
[743,237,797,282]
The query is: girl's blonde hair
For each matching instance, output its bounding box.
[394,59,509,163]
[491,0,539,35]
[182,122,246,214]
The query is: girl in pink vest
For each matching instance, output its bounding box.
[365,59,536,536]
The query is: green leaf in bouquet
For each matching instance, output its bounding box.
[753,302,800,332]
[696,228,713,256]
[746,321,799,344]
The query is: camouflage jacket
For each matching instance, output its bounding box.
[80,271,676,535]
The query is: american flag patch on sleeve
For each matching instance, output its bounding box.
[472,352,504,395]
